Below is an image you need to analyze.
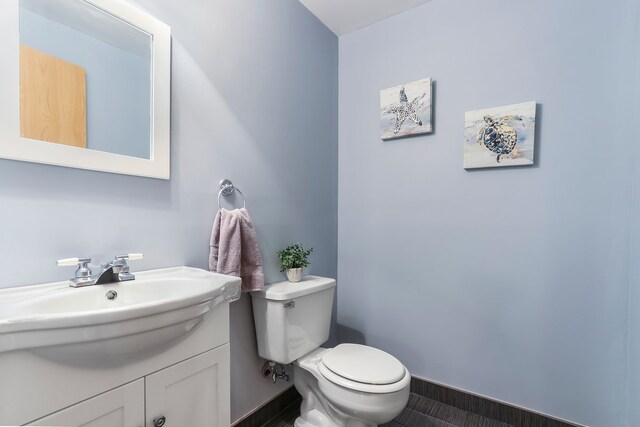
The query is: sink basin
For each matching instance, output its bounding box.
[0,267,241,365]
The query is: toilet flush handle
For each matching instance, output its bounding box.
[284,301,295,309]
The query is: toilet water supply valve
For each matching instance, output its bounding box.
[262,361,289,383]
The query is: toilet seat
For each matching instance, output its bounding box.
[318,344,410,394]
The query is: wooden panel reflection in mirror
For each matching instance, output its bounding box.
[20,44,86,148]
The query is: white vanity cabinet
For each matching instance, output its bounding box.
[145,345,230,427]
[31,380,145,427]
[30,345,230,427]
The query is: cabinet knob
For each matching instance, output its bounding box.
[153,415,166,427]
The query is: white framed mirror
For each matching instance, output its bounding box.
[0,0,171,179]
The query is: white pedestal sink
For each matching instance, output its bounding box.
[0,266,241,365]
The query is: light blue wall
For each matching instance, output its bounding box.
[2,0,338,422]
[338,1,638,426]
[628,4,640,424]
[20,8,151,159]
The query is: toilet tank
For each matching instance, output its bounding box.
[251,276,336,364]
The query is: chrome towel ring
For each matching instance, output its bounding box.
[218,179,246,209]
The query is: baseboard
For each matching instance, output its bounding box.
[232,376,585,427]
[410,375,586,427]
[232,386,301,427]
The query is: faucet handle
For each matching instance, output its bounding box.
[115,253,144,261]
[112,254,143,282]
[57,257,91,267]
[57,257,93,286]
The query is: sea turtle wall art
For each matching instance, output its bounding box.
[464,101,537,169]
[380,78,432,140]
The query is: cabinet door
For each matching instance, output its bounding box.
[30,379,144,427]
[145,345,230,427]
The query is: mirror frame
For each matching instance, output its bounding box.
[0,0,171,179]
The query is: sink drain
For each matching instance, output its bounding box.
[105,290,118,301]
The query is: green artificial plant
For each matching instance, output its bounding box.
[277,243,313,271]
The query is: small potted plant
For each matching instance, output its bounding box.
[277,243,313,283]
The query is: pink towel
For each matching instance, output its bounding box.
[209,208,264,295]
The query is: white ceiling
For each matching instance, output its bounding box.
[298,0,430,36]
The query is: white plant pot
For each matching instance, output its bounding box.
[286,268,302,283]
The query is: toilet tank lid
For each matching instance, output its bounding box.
[251,276,336,300]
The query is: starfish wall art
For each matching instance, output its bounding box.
[380,77,432,140]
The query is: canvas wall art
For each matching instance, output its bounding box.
[464,101,537,169]
[380,78,432,140]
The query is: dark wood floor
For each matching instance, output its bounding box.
[262,393,513,427]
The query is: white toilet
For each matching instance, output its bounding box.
[251,276,410,427]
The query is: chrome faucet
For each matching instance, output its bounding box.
[57,254,144,287]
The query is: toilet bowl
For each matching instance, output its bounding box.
[294,346,410,427]
[251,276,410,427]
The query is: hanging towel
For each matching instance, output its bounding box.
[209,208,264,299]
